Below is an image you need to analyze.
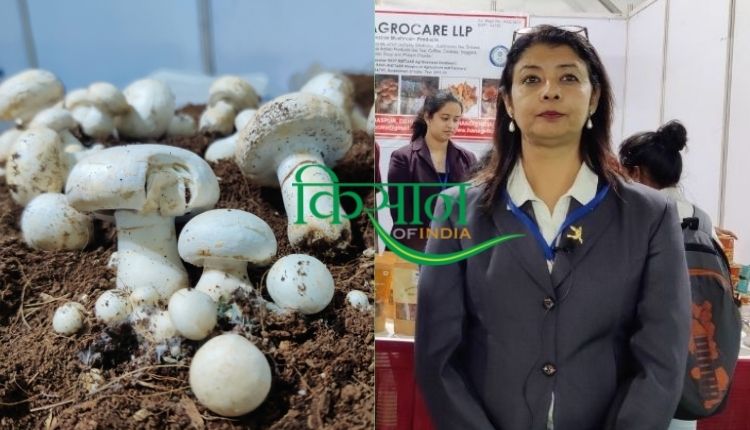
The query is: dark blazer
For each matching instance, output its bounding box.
[387,137,477,251]
[415,179,691,430]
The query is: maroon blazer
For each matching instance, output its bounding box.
[387,137,477,251]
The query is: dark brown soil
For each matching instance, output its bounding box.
[0,75,374,429]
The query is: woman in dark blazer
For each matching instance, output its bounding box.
[415,25,691,430]
[387,90,477,252]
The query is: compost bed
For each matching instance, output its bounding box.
[0,75,375,429]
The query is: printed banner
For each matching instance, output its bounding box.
[374,9,528,140]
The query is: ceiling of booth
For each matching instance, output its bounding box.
[374,0,653,16]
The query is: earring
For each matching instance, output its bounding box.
[509,120,516,133]
[586,116,593,130]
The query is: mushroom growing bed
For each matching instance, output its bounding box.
[0,74,374,429]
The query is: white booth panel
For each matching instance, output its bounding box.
[662,0,732,223]
[212,0,374,98]
[724,0,750,263]
[27,0,203,91]
[530,16,627,147]
[0,1,29,79]
[622,0,666,138]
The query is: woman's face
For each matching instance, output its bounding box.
[503,43,599,147]
[425,101,462,143]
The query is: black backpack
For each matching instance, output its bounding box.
[674,205,741,420]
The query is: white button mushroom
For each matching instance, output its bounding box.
[66,144,220,300]
[53,302,86,335]
[204,108,256,162]
[189,334,271,417]
[235,92,353,249]
[167,289,217,340]
[5,128,68,206]
[28,106,85,154]
[21,193,93,251]
[116,79,176,139]
[166,113,197,137]
[178,209,276,302]
[346,290,371,311]
[199,76,259,135]
[147,310,177,342]
[266,254,335,315]
[0,128,22,164]
[95,289,131,326]
[300,72,368,133]
[0,69,64,125]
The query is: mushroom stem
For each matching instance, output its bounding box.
[195,260,253,302]
[114,210,187,299]
[277,152,350,248]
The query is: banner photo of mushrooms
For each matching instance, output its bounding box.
[0,69,375,428]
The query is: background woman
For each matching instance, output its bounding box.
[387,90,477,252]
[415,25,691,429]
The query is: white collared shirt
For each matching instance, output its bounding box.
[506,160,599,270]
[659,186,694,220]
[505,160,599,430]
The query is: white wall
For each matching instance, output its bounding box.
[662,0,732,224]
[26,0,204,91]
[724,0,750,262]
[621,0,666,137]
[212,0,374,97]
[530,15,627,146]
[0,1,28,79]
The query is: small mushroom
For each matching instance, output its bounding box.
[235,92,352,249]
[204,108,256,162]
[266,254,335,315]
[0,69,64,125]
[166,113,197,137]
[21,193,93,251]
[66,144,220,299]
[116,79,176,139]
[346,290,371,311]
[178,209,276,302]
[147,310,177,342]
[189,334,271,417]
[53,302,86,335]
[168,289,217,340]
[94,289,131,326]
[5,128,67,206]
[29,106,85,153]
[199,76,259,135]
[65,82,128,139]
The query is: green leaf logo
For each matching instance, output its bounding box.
[367,212,524,266]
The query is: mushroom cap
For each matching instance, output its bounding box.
[300,72,355,112]
[117,79,176,139]
[65,144,219,216]
[208,76,260,110]
[346,290,370,311]
[234,108,256,130]
[28,106,77,132]
[95,289,131,326]
[178,209,277,267]
[266,254,335,315]
[235,92,352,186]
[189,334,271,416]
[168,289,217,340]
[21,193,93,251]
[64,88,89,109]
[6,128,67,206]
[53,302,86,335]
[87,82,130,115]
[0,69,64,123]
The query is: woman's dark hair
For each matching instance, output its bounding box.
[410,90,463,142]
[618,120,687,188]
[473,25,622,210]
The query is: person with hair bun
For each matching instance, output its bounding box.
[387,89,477,251]
[619,120,725,240]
